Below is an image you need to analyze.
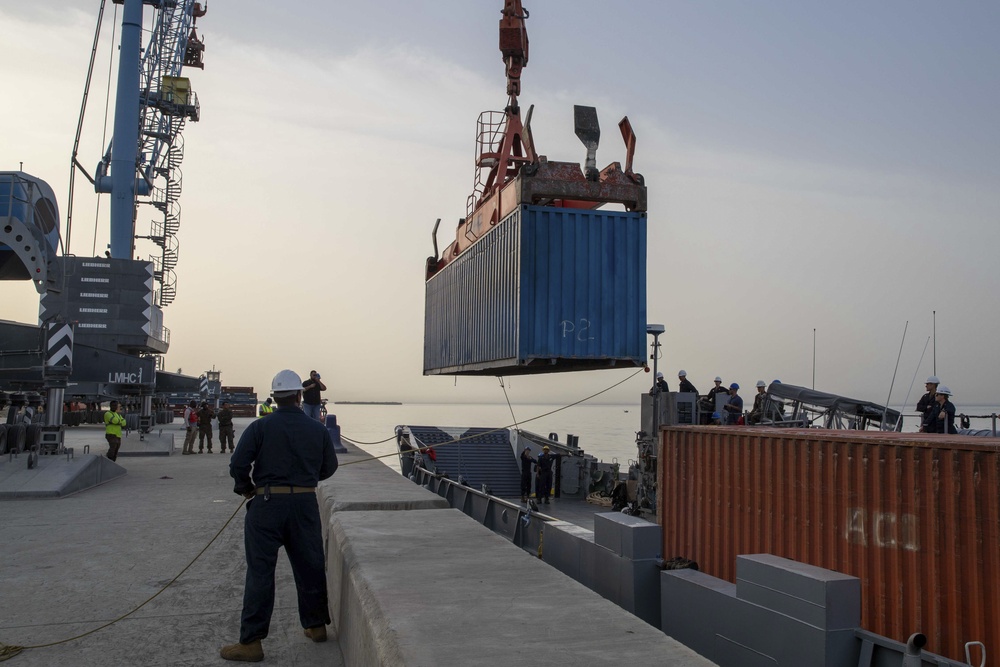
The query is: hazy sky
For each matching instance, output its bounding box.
[2,1,999,408]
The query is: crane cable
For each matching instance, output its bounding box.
[91,1,118,257]
[340,366,646,464]
[0,367,646,661]
[498,376,521,435]
[66,0,108,255]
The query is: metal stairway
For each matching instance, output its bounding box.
[150,134,184,305]
[136,1,201,309]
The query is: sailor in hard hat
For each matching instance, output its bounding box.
[708,376,727,399]
[933,385,958,434]
[916,376,940,432]
[223,369,339,662]
[701,376,729,422]
[653,371,669,394]
[722,383,744,425]
[677,370,698,395]
[748,380,768,424]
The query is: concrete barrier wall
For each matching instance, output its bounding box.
[319,450,717,667]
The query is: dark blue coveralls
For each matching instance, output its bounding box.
[519,449,535,499]
[230,405,338,644]
[536,452,555,500]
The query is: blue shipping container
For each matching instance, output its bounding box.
[424,205,646,376]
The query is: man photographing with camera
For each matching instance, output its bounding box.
[301,370,326,422]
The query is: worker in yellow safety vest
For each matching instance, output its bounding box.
[258,397,274,417]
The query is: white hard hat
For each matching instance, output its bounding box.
[937,385,952,396]
[271,369,303,396]
[714,376,722,383]
[678,370,687,377]
[927,376,940,384]
[655,371,664,378]
[756,380,766,388]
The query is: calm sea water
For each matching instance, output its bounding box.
[330,402,641,473]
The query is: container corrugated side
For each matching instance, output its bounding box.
[424,205,646,376]
[658,427,1000,663]
[424,210,521,374]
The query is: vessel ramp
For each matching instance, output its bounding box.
[400,425,521,497]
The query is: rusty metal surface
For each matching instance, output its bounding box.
[658,426,1000,663]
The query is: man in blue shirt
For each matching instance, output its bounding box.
[221,369,339,662]
[723,383,744,425]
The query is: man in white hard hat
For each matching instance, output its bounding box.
[653,371,669,394]
[707,376,727,401]
[916,376,940,433]
[701,376,728,424]
[222,369,339,662]
[677,370,698,395]
[932,385,957,434]
[748,380,768,424]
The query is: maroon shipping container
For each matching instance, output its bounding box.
[658,426,1000,663]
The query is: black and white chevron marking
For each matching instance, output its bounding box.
[46,323,74,368]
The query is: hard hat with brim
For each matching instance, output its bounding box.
[756,380,766,388]
[927,376,940,384]
[937,385,952,396]
[730,383,740,390]
[714,376,722,383]
[271,369,303,396]
[678,370,687,377]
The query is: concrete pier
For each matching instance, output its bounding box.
[0,419,715,666]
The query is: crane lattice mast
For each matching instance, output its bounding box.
[94,0,206,308]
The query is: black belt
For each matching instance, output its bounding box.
[255,485,316,495]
